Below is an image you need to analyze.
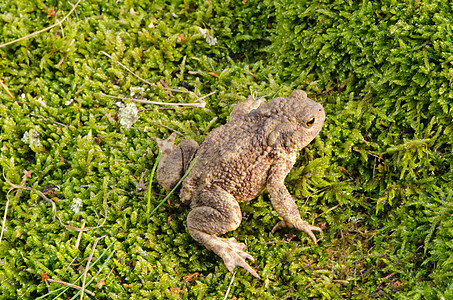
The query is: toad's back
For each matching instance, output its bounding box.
[179,108,276,203]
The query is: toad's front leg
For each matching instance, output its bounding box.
[187,185,260,279]
[267,158,322,244]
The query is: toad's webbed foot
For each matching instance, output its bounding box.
[215,237,259,279]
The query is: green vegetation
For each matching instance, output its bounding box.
[1,0,452,298]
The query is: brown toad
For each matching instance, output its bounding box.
[156,90,325,279]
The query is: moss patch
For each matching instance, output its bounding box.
[1,0,452,298]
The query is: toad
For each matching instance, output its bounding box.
[156,90,325,278]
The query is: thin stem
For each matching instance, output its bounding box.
[147,152,161,220]
[149,157,198,216]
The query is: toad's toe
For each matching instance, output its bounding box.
[216,237,260,279]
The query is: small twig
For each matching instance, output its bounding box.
[100,51,191,94]
[0,189,13,245]
[332,279,350,284]
[81,235,106,300]
[194,90,216,103]
[0,0,81,48]
[147,152,161,220]
[30,113,68,127]
[58,15,65,38]
[95,265,115,289]
[353,148,383,160]
[67,1,79,20]
[139,107,193,111]
[223,272,236,300]
[46,279,95,297]
[383,272,396,280]
[152,121,185,136]
[99,92,207,108]
[314,203,341,220]
[0,79,15,98]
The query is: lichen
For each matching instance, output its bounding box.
[118,102,139,129]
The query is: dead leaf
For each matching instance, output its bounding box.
[40,272,49,281]
[22,169,32,182]
[96,278,106,289]
[338,166,347,173]
[182,272,199,283]
[177,34,185,42]
[160,79,173,97]
[47,9,56,18]
[208,72,219,78]
[285,232,296,242]
[169,287,185,294]
[42,185,58,196]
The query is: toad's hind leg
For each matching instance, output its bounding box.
[156,133,198,192]
[187,185,260,279]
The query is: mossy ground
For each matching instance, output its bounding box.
[1,0,452,299]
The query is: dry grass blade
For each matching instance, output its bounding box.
[0,0,81,48]
[80,235,106,299]
[99,92,209,108]
[223,272,236,300]
[75,221,86,249]
[46,279,95,297]
[0,79,15,98]
[151,121,185,136]
[0,189,13,245]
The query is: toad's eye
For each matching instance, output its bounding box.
[306,117,315,127]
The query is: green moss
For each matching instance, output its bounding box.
[0,0,452,298]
